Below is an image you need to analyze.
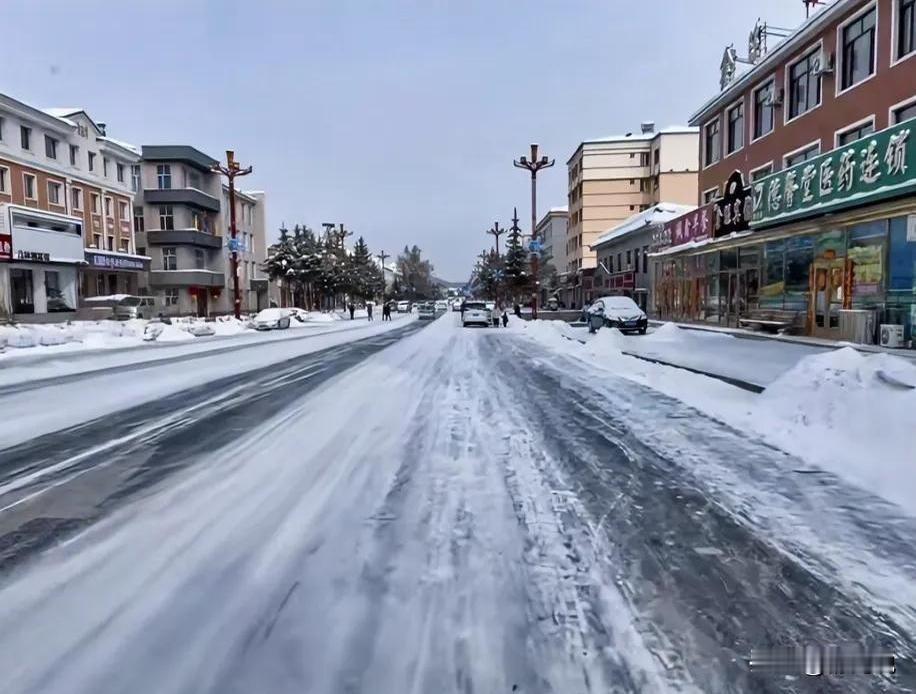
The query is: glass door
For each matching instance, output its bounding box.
[810,260,845,337]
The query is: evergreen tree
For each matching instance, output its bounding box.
[503,229,529,299]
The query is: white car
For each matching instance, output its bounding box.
[452,299,463,312]
[396,300,410,313]
[253,308,292,330]
[434,300,448,313]
[462,301,491,328]
[587,295,648,334]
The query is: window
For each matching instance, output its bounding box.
[120,238,130,253]
[704,118,721,166]
[104,197,113,218]
[118,200,128,219]
[617,252,622,270]
[703,187,719,203]
[88,152,96,171]
[788,49,821,119]
[69,144,78,166]
[893,100,916,123]
[159,205,174,230]
[47,181,63,205]
[106,235,114,251]
[45,135,58,159]
[653,149,660,165]
[71,187,82,210]
[102,158,109,177]
[157,164,172,189]
[626,249,633,268]
[642,246,649,274]
[726,102,744,154]
[899,0,916,59]
[92,233,101,248]
[162,247,177,271]
[187,170,201,189]
[837,120,875,146]
[20,125,31,150]
[131,164,141,192]
[91,193,100,214]
[137,246,146,257]
[23,173,36,199]
[117,163,125,183]
[133,206,144,233]
[841,7,876,91]
[45,271,72,312]
[784,142,820,167]
[751,163,774,181]
[753,80,775,139]
[0,116,4,141]
[0,166,8,193]
[164,288,179,306]
[191,211,202,230]
[194,248,206,269]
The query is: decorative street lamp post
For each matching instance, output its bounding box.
[486,221,506,255]
[211,150,253,319]
[513,143,554,319]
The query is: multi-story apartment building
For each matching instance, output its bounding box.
[134,146,225,317]
[654,0,916,344]
[566,122,698,307]
[0,94,143,321]
[220,185,270,312]
[535,206,568,302]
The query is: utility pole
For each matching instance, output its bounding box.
[212,150,253,319]
[377,250,390,300]
[486,221,506,255]
[513,143,554,320]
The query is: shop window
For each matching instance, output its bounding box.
[762,240,786,308]
[11,269,34,313]
[45,271,73,312]
[784,236,814,311]
[96,274,106,296]
[848,220,886,302]
[889,217,916,291]
[720,248,738,270]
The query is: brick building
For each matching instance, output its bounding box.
[0,94,144,321]
[652,0,916,345]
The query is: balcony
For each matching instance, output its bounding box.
[144,188,220,213]
[145,229,222,248]
[148,270,225,288]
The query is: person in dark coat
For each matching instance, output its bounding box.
[367,303,374,321]
[382,303,391,321]
[348,303,355,320]
[513,303,521,318]
[501,310,509,328]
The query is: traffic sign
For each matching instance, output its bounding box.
[228,237,240,252]
[528,239,543,253]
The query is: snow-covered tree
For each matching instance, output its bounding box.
[503,229,530,298]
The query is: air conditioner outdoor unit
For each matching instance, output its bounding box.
[812,50,835,75]
[880,324,904,349]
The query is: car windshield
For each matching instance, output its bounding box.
[601,297,640,312]
[465,302,486,309]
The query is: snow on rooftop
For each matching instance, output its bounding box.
[548,205,568,213]
[592,203,695,248]
[42,107,81,118]
[99,136,140,155]
[585,125,698,144]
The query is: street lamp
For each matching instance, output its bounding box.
[211,150,253,319]
[513,143,554,319]
[486,221,506,255]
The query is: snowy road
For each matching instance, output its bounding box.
[0,314,913,693]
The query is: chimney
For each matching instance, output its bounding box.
[97,122,107,135]
[640,121,655,134]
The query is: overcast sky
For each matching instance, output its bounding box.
[5,0,807,281]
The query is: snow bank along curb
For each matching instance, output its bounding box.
[514,318,916,513]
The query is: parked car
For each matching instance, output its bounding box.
[185,321,216,337]
[434,300,449,313]
[83,294,158,320]
[546,296,560,311]
[253,308,292,330]
[587,295,648,334]
[396,300,410,313]
[452,299,463,312]
[462,301,491,328]
[417,302,436,320]
[286,307,309,323]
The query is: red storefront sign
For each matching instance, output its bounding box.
[0,233,11,261]
[651,203,715,252]
[604,271,635,290]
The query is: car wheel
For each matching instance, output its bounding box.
[280,318,290,329]
[639,327,647,335]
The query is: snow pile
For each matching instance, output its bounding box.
[0,325,38,349]
[642,322,685,342]
[514,319,580,349]
[308,312,341,323]
[757,348,916,505]
[143,323,195,343]
[210,317,250,336]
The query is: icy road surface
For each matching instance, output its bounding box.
[0,315,913,693]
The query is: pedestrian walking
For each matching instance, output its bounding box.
[501,309,509,328]
[348,302,355,320]
[513,303,521,318]
[382,303,391,321]
[367,303,374,321]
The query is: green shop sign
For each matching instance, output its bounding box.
[752,118,914,228]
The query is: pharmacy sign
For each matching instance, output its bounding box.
[752,118,915,228]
